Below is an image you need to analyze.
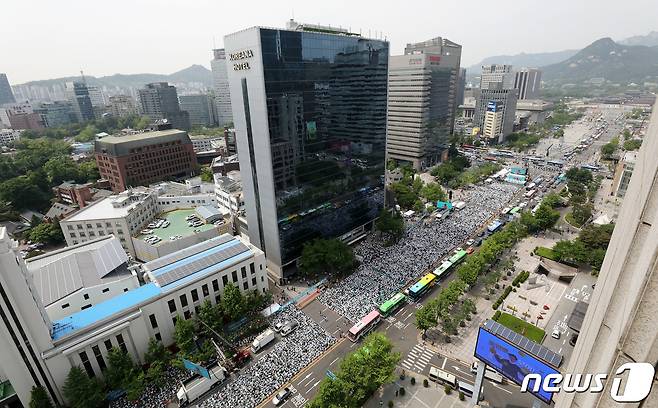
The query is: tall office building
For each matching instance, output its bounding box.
[387,37,462,170]
[138,82,191,130]
[557,106,658,408]
[66,82,95,122]
[210,49,233,126]
[225,20,389,279]
[456,67,467,106]
[0,74,16,105]
[480,64,514,90]
[179,94,217,126]
[474,87,517,143]
[513,68,542,100]
[108,95,137,117]
[34,101,73,128]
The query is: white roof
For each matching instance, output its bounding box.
[25,236,130,306]
[64,187,152,221]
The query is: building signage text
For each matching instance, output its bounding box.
[230,49,254,71]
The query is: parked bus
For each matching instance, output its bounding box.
[547,160,565,168]
[457,381,483,400]
[378,293,406,317]
[405,273,437,300]
[448,249,468,265]
[433,260,453,279]
[524,189,537,198]
[347,310,381,342]
[509,206,521,215]
[429,367,457,388]
[525,182,536,191]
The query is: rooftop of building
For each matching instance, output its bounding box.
[135,208,217,244]
[25,236,131,307]
[51,234,253,341]
[63,187,153,222]
[45,202,77,220]
[95,129,191,157]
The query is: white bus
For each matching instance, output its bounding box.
[429,367,457,388]
[457,381,483,401]
[524,189,537,198]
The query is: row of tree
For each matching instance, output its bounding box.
[551,223,615,272]
[21,114,151,142]
[415,194,563,337]
[307,333,400,408]
[299,238,357,278]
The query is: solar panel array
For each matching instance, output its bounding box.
[483,319,563,368]
[155,241,249,287]
[146,235,234,272]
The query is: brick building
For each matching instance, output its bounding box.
[95,129,197,192]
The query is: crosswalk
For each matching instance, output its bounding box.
[400,344,434,373]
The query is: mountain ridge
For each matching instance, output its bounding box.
[16,64,212,88]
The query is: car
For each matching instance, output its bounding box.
[273,321,286,332]
[466,247,475,254]
[569,334,578,346]
[272,387,291,406]
[281,321,298,337]
[162,220,170,228]
[466,239,475,246]
[543,304,550,310]
[141,229,153,234]
[455,247,463,253]
[551,329,561,339]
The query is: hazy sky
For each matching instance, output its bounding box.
[2,0,655,84]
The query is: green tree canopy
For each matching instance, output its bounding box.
[420,182,447,203]
[62,366,105,408]
[299,238,356,277]
[29,386,54,408]
[375,209,405,243]
[28,220,65,245]
[104,348,137,391]
[173,316,197,355]
[307,333,400,408]
[221,282,246,322]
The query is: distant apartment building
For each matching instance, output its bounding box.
[387,36,462,169]
[66,82,95,122]
[86,85,106,107]
[94,129,197,192]
[0,129,21,146]
[7,111,44,130]
[108,95,137,117]
[179,94,216,126]
[513,68,542,100]
[210,49,233,126]
[480,64,514,90]
[0,74,16,105]
[34,101,73,127]
[138,82,190,130]
[474,87,517,143]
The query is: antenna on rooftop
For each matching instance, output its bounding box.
[80,70,87,85]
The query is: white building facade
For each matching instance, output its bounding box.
[0,231,267,407]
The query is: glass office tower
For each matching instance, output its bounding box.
[225,23,389,280]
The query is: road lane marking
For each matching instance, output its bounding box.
[329,357,339,366]
[490,383,513,394]
[309,380,321,391]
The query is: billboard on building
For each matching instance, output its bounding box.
[475,327,559,404]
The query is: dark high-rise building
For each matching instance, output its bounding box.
[210,49,233,126]
[387,37,462,170]
[138,82,191,130]
[225,20,389,280]
[456,68,466,106]
[513,68,542,100]
[179,94,216,126]
[66,82,95,122]
[0,74,16,105]
[474,87,517,143]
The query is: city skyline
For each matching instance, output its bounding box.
[2,0,656,83]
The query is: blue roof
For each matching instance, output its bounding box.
[151,239,240,278]
[51,283,162,341]
[160,249,252,292]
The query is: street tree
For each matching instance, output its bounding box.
[62,366,104,408]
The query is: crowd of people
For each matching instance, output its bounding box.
[317,182,520,323]
[201,307,336,408]
[109,367,190,408]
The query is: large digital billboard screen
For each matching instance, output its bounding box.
[475,327,559,404]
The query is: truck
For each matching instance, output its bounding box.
[175,362,227,406]
[251,328,276,353]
